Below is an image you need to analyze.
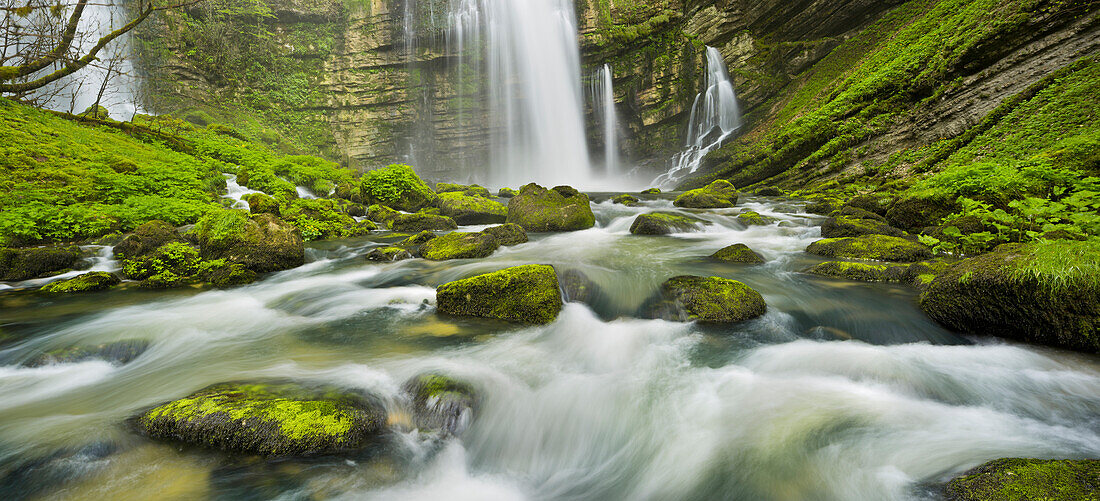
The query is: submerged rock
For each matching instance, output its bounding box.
[436,264,562,324]
[481,223,528,246]
[420,232,500,261]
[386,213,458,233]
[191,210,305,273]
[943,458,1099,501]
[27,339,149,367]
[558,268,601,305]
[651,276,766,323]
[629,213,702,235]
[612,194,639,206]
[365,246,413,262]
[806,235,932,262]
[113,220,182,259]
[360,164,437,212]
[135,382,386,457]
[920,241,1100,352]
[711,244,765,264]
[40,272,120,293]
[506,184,595,232]
[402,374,477,435]
[0,246,84,281]
[673,180,739,208]
[435,192,507,225]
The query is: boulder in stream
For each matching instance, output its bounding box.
[27,339,149,367]
[366,204,399,224]
[806,234,932,262]
[710,244,765,264]
[650,275,766,323]
[0,246,85,281]
[420,232,500,261]
[612,194,639,206]
[387,213,458,232]
[558,268,602,305]
[736,211,775,226]
[630,213,703,235]
[497,187,517,198]
[360,164,437,212]
[641,187,661,195]
[365,246,413,262]
[402,373,478,435]
[673,180,739,208]
[506,184,595,232]
[113,220,182,259]
[191,210,305,273]
[40,271,120,293]
[435,192,507,225]
[436,183,492,198]
[482,223,528,246]
[821,207,907,239]
[943,458,1099,501]
[436,264,562,324]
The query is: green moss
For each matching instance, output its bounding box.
[365,246,413,262]
[737,211,775,226]
[630,212,702,235]
[401,230,438,247]
[944,458,1099,501]
[361,164,438,212]
[436,264,563,324]
[0,246,83,281]
[822,214,906,238]
[113,220,183,259]
[657,275,767,323]
[804,261,905,282]
[281,198,372,241]
[506,184,595,232]
[641,188,661,195]
[242,193,280,216]
[366,204,399,224]
[436,192,507,225]
[612,194,639,206]
[807,234,932,262]
[1009,239,1100,294]
[436,183,492,198]
[481,223,528,246]
[674,180,739,208]
[191,211,305,273]
[40,272,120,293]
[387,213,458,233]
[710,243,765,264]
[420,232,500,261]
[498,187,518,198]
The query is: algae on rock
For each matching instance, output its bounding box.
[436,264,562,324]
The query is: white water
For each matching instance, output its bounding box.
[222,174,262,209]
[653,47,743,188]
[3,245,118,291]
[590,64,621,178]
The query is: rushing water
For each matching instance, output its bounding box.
[590,64,621,178]
[1,195,1098,500]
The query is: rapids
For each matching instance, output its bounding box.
[1,195,1098,500]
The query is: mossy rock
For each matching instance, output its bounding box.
[651,276,766,323]
[436,183,491,198]
[920,241,1100,353]
[360,164,438,212]
[402,374,478,435]
[711,244,765,264]
[27,339,149,367]
[736,211,776,226]
[435,192,507,225]
[334,182,364,204]
[641,188,661,195]
[198,261,258,288]
[821,215,906,238]
[113,220,182,259]
[498,187,517,198]
[121,242,203,288]
[135,382,386,457]
[843,194,893,216]
[420,232,500,261]
[612,194,639,206]
[401,231,438,247]
[387,213,458,233]
[341,202,367,218]
[80,104,111,120]
[242,193,280,216]
[506,184,595,232]
[630,213,702,235]
[366,204,399,224]
[40,272,120,293]
[481,223,528,246]
[944,458,1099,501]
[754,186,784,196]
[673,180,739,209]
[803,261,909,283]
[558,268,601,305]
[806,235,932,262]
[805,198,840,215]
[365,247,413,262]
[886,195,958,232]
[436,264,562,324]
[191,210,305,273]
[281,199,372,241]
[0,246,84,281]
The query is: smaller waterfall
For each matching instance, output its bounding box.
[653,47,742,187]
[590,64,620,177]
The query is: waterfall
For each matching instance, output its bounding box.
[446,0,591,187]
[653,46,742,188]
[590,64,620,177]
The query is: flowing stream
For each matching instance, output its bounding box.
[1,195,1098,500]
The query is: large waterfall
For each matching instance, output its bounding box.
[653,46,742,188]
[590,64,621,178]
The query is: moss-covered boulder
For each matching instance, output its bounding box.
[402,374,478,435]
[920,241,1100,352]
[736,211,775,226]
[804,261,908,282]
[754,186,783,196]
[41,272,120,293]
[121,242,204,288]
[806,235,932,262]
[944,458,1099,501]
[498,187,517,198]
[612,194,639,206]
[191,210,305,273]
[673,180,739,208]
[711,244,765,264]
[887,195,958,232]
[135,382,386,457]
[821,213,907,239]
[365,247,413,262]
[420,232,500,261]
[113,220,182,259]
[366,204,399,224]
[506,184,595,232]
[334,181,364,204]
[242,193,280,216]
[629,213,702,235]
[360,164,438,212]
[436,264,562,324]
[843,194,893,216]
[805,198,840,215]
[436,183,492,198]
[436,192,507,225]
[27,339,149,367]
[281,199,374,241]
[0,246,84,281]
[401,231,438,247]
[198,261,258,288]
[651,276,766,323]
[641,188,661,195]
[482,223,528,246]
[387,213,458,233]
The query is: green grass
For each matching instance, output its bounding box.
[1010,239,1100,293]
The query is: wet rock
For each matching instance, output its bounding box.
[0,246,84,282]
[506,183,595,232]
[27,339,149,367]
[191,210,305,273]
[943,458,1099,501]
[612,194,639,206]
[198,261,258,288]
[281,199,374,240]
[436,264,562,324]
[820,214,907,238]
[806,235,932,262]
[360,164,438,212]
[420,232,499,260]
[135,382,387,457]
[736,211,776,226]
[436,183,492,198]
[400,231,438,247]
[920,241,1100,353]
[497,187,517,198]
[365,246,413,262]
[754,186,784,196]
[334,181,364,204]
[673,179,739,208]
[804,198,839,215]
[366,204,399,224]
[120,242,204,288]
[113,220,182,259]
[386,213,458,233]
[402,373,477,435]
[435,192,507,225]
[843,194,892,216]
[242,193,280,216]
[886,195,958,232]
[803,261,908,282]
[630,213,703,235]
[650,275,766,323]
[558,268,601,304]
[641,188,661,195]
[341,202,367,218]
[40,272,120,293]
[711,244,765,264]
[481,223,528,246]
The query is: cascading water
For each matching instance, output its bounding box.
[653,46,742,187]
[590,64,621,177]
